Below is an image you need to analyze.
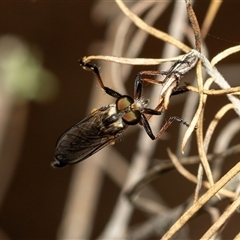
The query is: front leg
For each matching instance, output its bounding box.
[79,59,122,99]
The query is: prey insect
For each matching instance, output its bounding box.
[148,50,198,115]
[52,60,189,168]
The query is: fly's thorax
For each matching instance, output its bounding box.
[101,103,125,130]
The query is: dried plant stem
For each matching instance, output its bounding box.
[186,85,240,95]
[128,143,240,200]
[111,1,169,86]
[201,0,223,40]
[181,66,202,152]
[114,0,191,53]
[161,161,240,240]
[212,119,240,180]
[185,0,201,51]
[200,195,240,239]
[211,45,240,66]
[193,49,240,117]
[182,59,216,197]
[168,149,236,198]
[233,231,240,240]
[82,55,183,65]
[204,103,234,153]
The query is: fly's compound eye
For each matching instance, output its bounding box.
[122,110,141,125]
[116,96,141,125]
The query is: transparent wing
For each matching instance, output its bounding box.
[53,106,125,167]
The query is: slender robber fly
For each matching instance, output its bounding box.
[52,59,190,168]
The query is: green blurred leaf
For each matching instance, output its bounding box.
[0,35,58,102]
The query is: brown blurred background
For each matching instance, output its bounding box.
[0,1,240,239]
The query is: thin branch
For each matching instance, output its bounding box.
[161,161,240,240]
[185,0,202,51]
[201,195,240,239]
[82,55,183,65]
[127,143,240,203]
[114,0,191,53]
[186,85,240,95]
[201,0,223,40]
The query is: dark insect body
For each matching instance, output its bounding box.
[53,60,190,168]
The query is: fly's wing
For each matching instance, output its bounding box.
[53,106,125,168]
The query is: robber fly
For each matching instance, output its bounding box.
[52,60,189,168]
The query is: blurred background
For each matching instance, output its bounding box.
[0,1,240,239]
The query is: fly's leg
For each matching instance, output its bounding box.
[133,70,169,100]
[79,60,122,98]
[140,113,190,140]
[134,71,189,121]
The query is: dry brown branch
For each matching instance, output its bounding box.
[82,55,183,65]
[201,0,223,40]
[185,0,202,51]
[115,0,191,53]
[186,85,240,95]
[162,161,240,239]
[201,195,240,239]
[204,103,235,152]
[233,231,240,240]
[127,143,240,210]
[167,149,236,199]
